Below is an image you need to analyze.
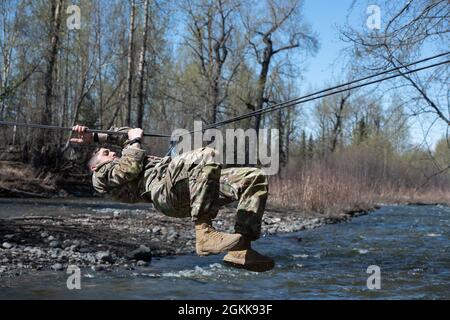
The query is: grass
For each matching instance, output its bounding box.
[268,156,450,215]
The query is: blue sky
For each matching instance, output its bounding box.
[302,0,351,87]
[299,0,445,148]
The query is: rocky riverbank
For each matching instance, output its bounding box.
[0,201,373,278]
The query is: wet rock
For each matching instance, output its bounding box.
[58,253,68,262]
[51,263,64,271]
[136,260,148,267]
[0,266,6,273]
[2,242,13,249]
[127,245,152,262]
[167,231,178,242]
[49,241,60,248]
[40,232,49,238]
[47,236,56,241]
[152,226,161,234]
[92,264,108,272]
[62,240,72,249]
[79,247,92,253]
[4,234,15,240]
[96,251,115,263]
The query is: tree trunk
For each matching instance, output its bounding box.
[137,0,150,129]
[33,0,63,170]
[96,2,103,129]
[253,36,273,134]
[41,0,63,129]
[126,0,136,127]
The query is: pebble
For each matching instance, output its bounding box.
[2,242,13,249]
[136,260,148,267]
[92,264,108,272]
[51,263,64,271]
[128,245,152,262]
[113,210,121,218]
[96,251,115,263]
[152,226,161,234]
[49,241,60,248]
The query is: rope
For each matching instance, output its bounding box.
[185,54,450,135]
[0,121,171,138]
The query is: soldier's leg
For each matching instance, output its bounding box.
[218,167,268,240]
[149,147,221,219]
[167,147,242,255]
[219,167,274,272]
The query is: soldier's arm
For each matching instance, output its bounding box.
[97,127,131,147]
[92,128,146,194]
[71,125,131,147]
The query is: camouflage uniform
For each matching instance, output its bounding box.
[92,132,268,240]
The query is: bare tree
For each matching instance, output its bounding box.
[126,0,136,126]
[182,0,241,124]
[137,0,150,129]
[241,0,318,133]
[32,0,63,171]
[341,0,450,126]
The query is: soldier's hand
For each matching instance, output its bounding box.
[70,125,93,145]
[128,128,144,140]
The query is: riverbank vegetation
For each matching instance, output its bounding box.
[270,136,450,213]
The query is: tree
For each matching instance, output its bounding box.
[182,0,241,124]
[126,0,136,127]
[32,0,63,170]
[341,0,450,129]
[137,0,150,129]
[241,0,318,134]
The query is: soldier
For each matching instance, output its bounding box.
[71,125,274,272]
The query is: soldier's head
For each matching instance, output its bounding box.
[88,147,118,172]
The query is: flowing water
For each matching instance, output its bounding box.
[0,202,449,299]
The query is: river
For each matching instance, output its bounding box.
[0,204,449,299]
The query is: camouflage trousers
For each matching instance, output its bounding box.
[148,147,268,240]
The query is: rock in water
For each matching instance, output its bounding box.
[2,242,13,249]
[49,241,60,248]
[96,251,115,263]
[127,245,152,262]
[136,260,148,267]
[51,263,64,271]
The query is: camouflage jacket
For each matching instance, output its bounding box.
[91,128,171,203]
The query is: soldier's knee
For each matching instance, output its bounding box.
[250,167,268,183]
[198,147,221,167]
[200,147,219,160]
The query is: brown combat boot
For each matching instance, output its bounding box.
[195,218,242,256]
[223,236,275,272]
